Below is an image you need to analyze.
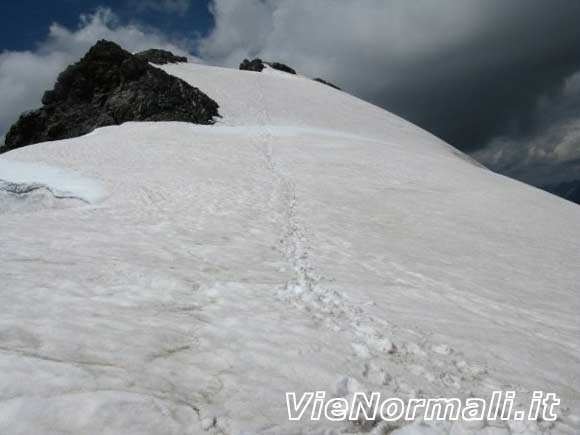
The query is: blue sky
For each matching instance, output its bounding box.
[0,0,213,52]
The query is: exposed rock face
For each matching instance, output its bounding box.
[239,58,266,72]
[135,49,188,65]
[314,78,342,91]
[2,40,219,152]
[267,62,296,75]
[239,58,296,75]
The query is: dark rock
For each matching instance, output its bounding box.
[314,78,342,91]
[2,40,219,152]
[266,62,296,75]
[239,58,296,75]
[239,58,266,72]
[135,48,188,65]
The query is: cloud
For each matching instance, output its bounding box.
[0,8,193,141]
[473,71,580,185]
[199,0,580,183]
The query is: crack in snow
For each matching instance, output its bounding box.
[0,179,90,203]
[0,347,117,369]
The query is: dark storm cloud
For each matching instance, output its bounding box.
[368,0,580,153]
[473,70,580,184]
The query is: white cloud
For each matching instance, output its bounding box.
[0,8,193,141]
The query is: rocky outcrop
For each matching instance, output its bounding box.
[314,78,342,91]
[135,49,188,65]
[239,58,296,75]
[2,40,219,152]
[239,58,266,72]
[238,59,344,93]
[267,62,296,75]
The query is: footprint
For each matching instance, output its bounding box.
[432,344,452,355]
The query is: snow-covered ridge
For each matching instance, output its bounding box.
[0,61,578,435]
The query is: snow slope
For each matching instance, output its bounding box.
[0,63,578,435]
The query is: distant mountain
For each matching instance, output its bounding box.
[542,179,580,205]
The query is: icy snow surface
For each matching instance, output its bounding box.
[0,159,104,214]
[0,63,578,434]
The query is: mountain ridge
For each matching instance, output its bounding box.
[0,43,579,435]
[2,40,219,152]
